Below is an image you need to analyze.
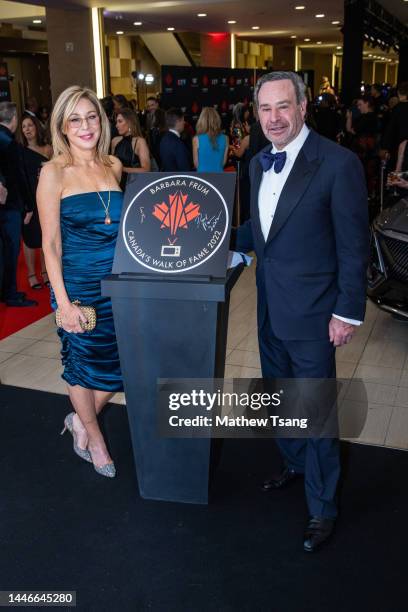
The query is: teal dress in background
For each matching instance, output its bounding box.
[51,191,123,392]
[197,133,227,172]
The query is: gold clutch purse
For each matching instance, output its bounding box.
[55,300,97,331]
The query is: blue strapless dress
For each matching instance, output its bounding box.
[51,191,123,392]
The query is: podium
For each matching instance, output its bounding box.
[102,172,240,504]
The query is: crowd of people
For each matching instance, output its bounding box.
[1,77,407,309]
[312,78,408,205]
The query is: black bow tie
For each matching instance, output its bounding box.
[260,150,287,173]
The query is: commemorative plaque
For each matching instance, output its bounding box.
[113,172,236,278]
[103,170,242,504]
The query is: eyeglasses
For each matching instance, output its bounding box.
[67,113,100,130]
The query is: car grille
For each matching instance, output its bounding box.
[382,236,408,282]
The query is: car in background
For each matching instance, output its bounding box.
[367,196,408,320]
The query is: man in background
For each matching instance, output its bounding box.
[145,96,159,131]
[382,82,408,165]
[0,102,37,307]
[159,108,192,172]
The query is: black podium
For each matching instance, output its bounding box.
[102,268,242,504]
[102,172,240,504]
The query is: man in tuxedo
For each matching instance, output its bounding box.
[0,102,37,307]
[235,72,369,552]
[159,108,192,172]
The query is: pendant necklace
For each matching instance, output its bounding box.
[94,162,111,224]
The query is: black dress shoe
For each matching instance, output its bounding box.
[261,467,299,491]
[303,516,335,552]
[6,296,38,307]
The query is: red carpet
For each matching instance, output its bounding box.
[0,248,52,340]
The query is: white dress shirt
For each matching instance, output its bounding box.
[257,124,361,326]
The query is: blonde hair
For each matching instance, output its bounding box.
[50,85,112,166]
[195,107,222,149]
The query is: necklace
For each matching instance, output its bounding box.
[94,162,112,224]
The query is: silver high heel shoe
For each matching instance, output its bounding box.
[88,448,116,478]
[60,412,92,463]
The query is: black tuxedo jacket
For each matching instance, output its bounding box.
[159,131,192,172]
[236,129,369,341]
[0,125,31,213]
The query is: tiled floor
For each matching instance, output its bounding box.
[1,263,407,450]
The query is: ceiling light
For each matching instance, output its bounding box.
[291,35,297,39]
[368,54,372,57]
[228,20,237,24]
[32,19,42,24]
[315,14,325,18]
[332,21,340,25]
[317,41,322,44]
[304,38,310,42]
[295,6,305,9]
[133,22,142,26]
[252,26,260,30]
[167,27,175,31]
[336,46,342,49]
[116,31,124,35]
[197,13,207,17]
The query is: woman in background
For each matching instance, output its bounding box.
[192,107,228,172]
[20,113,53,289]
[112,94,130,115]
[111,108,150,189]
[37,85,123,478]
[230,102,250,148]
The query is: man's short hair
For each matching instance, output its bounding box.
[254,71,307,107]
[358,95,375,109]
[398,81,408,97]
[165,107,184,129]
[0,102,17,125]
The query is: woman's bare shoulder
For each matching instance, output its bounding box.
[108,154,122,169]
[135,135,148,147]
[40,157,64,180]
[108,155,123,183]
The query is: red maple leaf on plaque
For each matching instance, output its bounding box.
[152,192,200,240]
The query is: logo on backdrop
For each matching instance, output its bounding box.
[122,175,229,273]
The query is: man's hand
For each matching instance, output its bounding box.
[329,317,356,347]
[0,183,7,205]
[23,211,33,225]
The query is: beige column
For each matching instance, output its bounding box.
[374,62,386,83]
[46,7,105,102]
[273,46,296,71]
[362,60,374,84]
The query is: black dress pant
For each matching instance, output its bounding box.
[0,208,22,300]
[258,316,340,519]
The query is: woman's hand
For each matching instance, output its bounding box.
[59,302,88,334]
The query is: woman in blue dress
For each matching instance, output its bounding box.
[192,107,229,172]
[37,86,123,478]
